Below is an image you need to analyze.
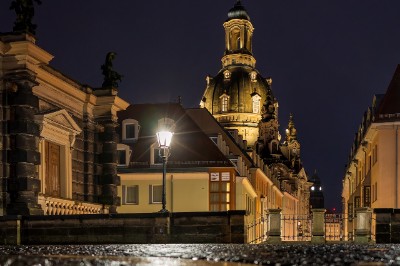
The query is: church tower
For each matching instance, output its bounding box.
[200,0,272,148]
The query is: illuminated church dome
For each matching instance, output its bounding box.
[200,1,275,147]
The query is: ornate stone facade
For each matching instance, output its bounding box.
[0,32,128,215]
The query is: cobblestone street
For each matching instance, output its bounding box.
[1,244,400,265]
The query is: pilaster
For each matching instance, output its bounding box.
[93,87,128,213]
[5,70,43,215]
[266,208,282,243]
[354,207,372,243]
[311,208,326,243]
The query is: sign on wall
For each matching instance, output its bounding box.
[211,173,219,181]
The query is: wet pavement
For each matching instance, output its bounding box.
[0,243,400,265]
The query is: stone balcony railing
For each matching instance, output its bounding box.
[38,195,109,215]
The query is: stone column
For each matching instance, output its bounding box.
[354,207,372,243]
[5,70,43,215]
[98,121,120,213]
[0,76,10,216]
[266,209,281,243]
[311,208,326,243]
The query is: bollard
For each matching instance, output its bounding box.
[311,208,326,243]
[266,209,281,244]
[354,207,372,243]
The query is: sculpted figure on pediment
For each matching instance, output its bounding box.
[10,0,41,34]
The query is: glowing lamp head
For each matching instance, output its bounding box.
[311,186,315,191]
[156,131,173,149]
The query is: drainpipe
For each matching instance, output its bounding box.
[171,174,174,213]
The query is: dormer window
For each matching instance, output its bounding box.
[223,70,231,80]
[150,143,163,165]
[122,119,140,142]
[252,94,261,114]
[117,144,131,167]
[220,93,230,113]
[250,71,257,82]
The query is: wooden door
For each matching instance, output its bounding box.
[45,141,61,197]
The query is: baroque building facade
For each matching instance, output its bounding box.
[200,1,313,218]
[0,29,128,214]
[342,65,400,240]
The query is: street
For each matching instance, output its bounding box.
[0,243,398,265]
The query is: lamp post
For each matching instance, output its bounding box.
[156,130,173,213]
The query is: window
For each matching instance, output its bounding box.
[252,94,261,114]
[230,29,240,50]
[373,145,378,165]
[126,124,135,139]
[122,185,139,205]
[152,148,163,164]
[245,194,253,214]
[250,71,257,82]
[122,119,140,141]
[363,186,371,207]
[117,144,131,167]
[118,150,126,165]
[372,182,378,202]
[368,155,372,172]
[45,141,61,197]
[223,70,231,79]
[150,185,163,203]
[210,136,218,145]
[220,94,229,112]
[348,203,354,220]
[209,172,232,211]
[355,196,361,208]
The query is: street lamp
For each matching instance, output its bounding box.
[156,130,173,213]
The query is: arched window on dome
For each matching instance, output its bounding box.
[252,94,261,114]
[219,93,230,113]
[230,28,241,50]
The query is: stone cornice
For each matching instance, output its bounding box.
[7,41,53,65]
[223,19,254,32]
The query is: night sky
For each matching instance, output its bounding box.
[2,1,400,211]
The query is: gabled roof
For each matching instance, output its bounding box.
[376,65,400,121]
[186,108,255,168]
[117,103,232,168]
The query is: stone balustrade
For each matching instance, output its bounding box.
[38,195,109,215]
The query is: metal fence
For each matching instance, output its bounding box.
[247,216,268,244]
[247,212,373,243]
[325,214,343,241]
[281,214,312,241]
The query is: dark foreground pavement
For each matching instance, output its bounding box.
[0,243,399,265]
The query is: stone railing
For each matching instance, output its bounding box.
[38,195,109,215]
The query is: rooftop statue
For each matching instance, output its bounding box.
[10,0,42,35]
[101,52,123,88]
